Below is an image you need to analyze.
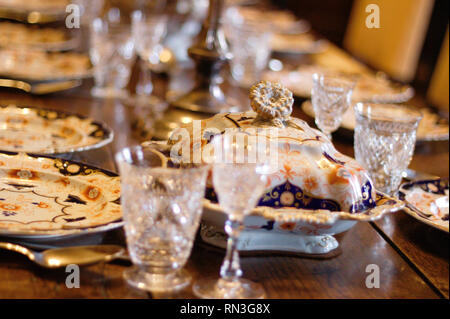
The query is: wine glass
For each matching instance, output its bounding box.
[193,132,273,299]
[89,8,135,99]
[226,21,273,87]
[311,73,356,140]
[131,9,167,103]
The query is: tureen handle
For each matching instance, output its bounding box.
[249,81,294,127]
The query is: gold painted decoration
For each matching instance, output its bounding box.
[0,49,92,81]
[0,105,113,154]
[0,22,78,51]
[0,151,122,236]
[0,0,69,13]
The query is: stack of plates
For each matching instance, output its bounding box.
[0,1,91,94]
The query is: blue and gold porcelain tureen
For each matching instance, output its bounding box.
[165,81,404,255]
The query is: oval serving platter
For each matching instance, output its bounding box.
[398,178,449,233]
[0,151,122,239]
[0,105,113,154]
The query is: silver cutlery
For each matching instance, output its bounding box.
[0,78,81,94]
[0,242,128,268]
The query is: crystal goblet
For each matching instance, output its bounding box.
[89,11,135,99]
[311,73,356,140]
[226,21,272,88]
[115,145,208,292]
[131,10,167,101]
[193,132,273,299]
[354,103,422,195]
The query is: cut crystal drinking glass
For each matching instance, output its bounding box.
[115,145,208,292]
[193,132,272,299]
[90,11,135,99]
[354,103,422,195]
[131,10,167,100]
[311,73,356,140]
[226,21,272,88]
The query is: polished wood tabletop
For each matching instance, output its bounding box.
[0,52,448,299]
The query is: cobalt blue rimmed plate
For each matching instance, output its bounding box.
[398,178,449,233]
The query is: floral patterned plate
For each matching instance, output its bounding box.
[0,0,69,13]
[0,49,93,82]
[399,178,449,233]
[264,66,414,103]
[0,22,80,52]
[0,151,122,239]
[0,105,113,154]
[0,0,68,23]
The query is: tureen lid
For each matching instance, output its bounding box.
[168,80,331,147]
[168,81,378,215]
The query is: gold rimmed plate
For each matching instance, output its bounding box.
[263,66,414,103]
[0,0,68,24]
[0,151,122,239]
[399,178,449,233]
[0,49,93,83]
[0,22,81,52]
[0,105,113,154]
[271,34,328,56]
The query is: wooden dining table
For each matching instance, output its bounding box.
[0,44,448,300]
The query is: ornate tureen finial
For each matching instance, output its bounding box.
[249,81,294,127]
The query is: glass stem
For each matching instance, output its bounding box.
[136,59,153,97]
[220,217,244,282]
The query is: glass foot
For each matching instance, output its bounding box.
[193,278,265,299]
[91,87,129,99]
[124,266,191,293]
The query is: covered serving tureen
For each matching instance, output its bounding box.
[162,81,404,255]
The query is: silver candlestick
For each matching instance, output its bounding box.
[152,0,235,140]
